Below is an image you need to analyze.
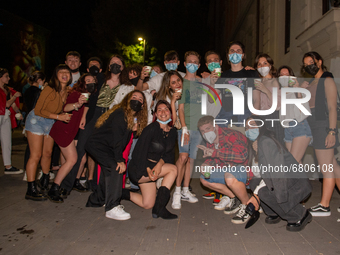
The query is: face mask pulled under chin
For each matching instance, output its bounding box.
[203,130,217,144]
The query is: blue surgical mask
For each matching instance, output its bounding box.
[245,128,260,141]
[38,84,42,89]
[228,53,243,64]
[207,62,221,72]
[150,69,158,78]
[165,63,178,71]
[157,118,172,125]
[186,63,199,73]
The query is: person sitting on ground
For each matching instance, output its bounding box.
[197,115,251,224]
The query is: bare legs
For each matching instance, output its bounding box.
[285,136,311,163]
[130,163,177,209]
[26,131,54,182]
[54,141,78,185]
[314,149,340,207]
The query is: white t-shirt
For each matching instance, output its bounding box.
[146,71,186,92]
[72,72,81,84]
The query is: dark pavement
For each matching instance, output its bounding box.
[0,129,340,255]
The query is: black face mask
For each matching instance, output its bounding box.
[304,64,319,76]
[89,66,100,76]
[109,63,122,74]
[86,83,96,94]
[130,100,143,112]
[70,68,79,73]
[129,77,139,87]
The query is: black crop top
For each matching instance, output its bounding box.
[130,121,177,171]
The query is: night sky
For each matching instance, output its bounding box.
[1,0,212,77]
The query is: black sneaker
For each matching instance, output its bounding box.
[231,204,251,224]
[224,197,241,215]
[308,203,331,216]
[4,166,23,175]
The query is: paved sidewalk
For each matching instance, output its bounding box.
[0,144,340,255]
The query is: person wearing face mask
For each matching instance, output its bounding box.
[277,66,312,165]
[59,55,127,196]
[172,51,203,209]
[110,64,153,123]
[301,52,340,217]
[245,116,313,232]
[210,41,261,124]
[123,100,178,219]
[65,51,83,88]
[150,65,163,79]
[47,74,93,202]
[136,51,185,92]
[254,53,284,145]
[197,116,252,224]
[22,71,46,175]
[85,91,148,220]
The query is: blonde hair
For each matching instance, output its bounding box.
[95,90,148,136]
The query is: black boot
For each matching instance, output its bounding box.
[121,188,131,200]
[73,179,88,192]
[47,182,64,203]
[38,173,50,192]
[59,187,70,199]
[25,181,47,201]
[152,186,178,220]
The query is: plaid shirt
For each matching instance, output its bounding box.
[204,127,248,167]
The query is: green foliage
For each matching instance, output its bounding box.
[115,40,158,66]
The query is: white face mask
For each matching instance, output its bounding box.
[257,66,270,77]
[278,76,289,87]
[203,130,217,144]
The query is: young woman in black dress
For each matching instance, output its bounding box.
[124,100,178,219]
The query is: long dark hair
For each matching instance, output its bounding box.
[156,70,183,101]
[49,64,72,92]
[302,51,327,72]
[104,54,125,83]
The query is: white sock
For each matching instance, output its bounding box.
[175,186,181,193]
[182,187,189,193]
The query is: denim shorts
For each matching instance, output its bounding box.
[284,119,313,143]
[25,110,55,136]
[200,165,248,185]
[177,129,202,159]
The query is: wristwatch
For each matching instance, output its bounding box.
[73,104,78,111]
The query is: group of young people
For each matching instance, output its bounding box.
[1,41,339,232]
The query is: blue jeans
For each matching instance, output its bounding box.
[177,129,202,159]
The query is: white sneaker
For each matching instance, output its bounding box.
[214,196,231,210]
[172,192,182,209]
[181,190,198,203]
[231,204,251,224]
[105,205,131,220]
[156,177,164,189]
